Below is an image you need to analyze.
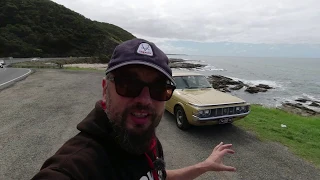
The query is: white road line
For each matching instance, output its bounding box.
[0,69,32,87]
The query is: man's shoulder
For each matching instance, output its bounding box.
[37,133,113,179]
[55,132,104,156]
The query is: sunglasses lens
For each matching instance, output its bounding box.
[114,77,142,97]
[113,77,175,101]
[150,84,175,101]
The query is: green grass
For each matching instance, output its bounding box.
[10,61,105,72]
[63,67,104,71]
[234,104,320,168]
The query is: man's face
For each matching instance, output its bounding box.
[102,65,169,154]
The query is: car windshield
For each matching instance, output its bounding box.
[173,75,212,89]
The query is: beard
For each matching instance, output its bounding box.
[105,103,162,155]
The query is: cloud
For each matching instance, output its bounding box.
[136,35,198,54]
[52,0,320,44]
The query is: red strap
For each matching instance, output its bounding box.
[145,152,159,180]
[100,100,106,110]
[145,137,159,180]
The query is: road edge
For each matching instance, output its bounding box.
[0,68,34,91]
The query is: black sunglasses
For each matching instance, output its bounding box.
[107,76,176,101]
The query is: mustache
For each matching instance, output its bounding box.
[128,103,155,114]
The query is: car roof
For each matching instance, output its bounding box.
[172,70,204,77]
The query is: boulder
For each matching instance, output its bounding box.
[280,102,318,116]
[169,58,184,63]
[220,87,231,93]
[309,102,320,107]
[256,84,273,89]
[295,98,309,103]
[169,62,205,69]
[245,86,267,94]
[230,84,244,90]
[207,75,243,85]
[207,75,248,92]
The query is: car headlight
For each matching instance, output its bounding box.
[196,109,211,117]
[240,106,246,112]
[245,105,250,112]
[236,105,250,113]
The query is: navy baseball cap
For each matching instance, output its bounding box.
[106,38,175,85]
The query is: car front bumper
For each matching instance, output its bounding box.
[192,111,250,122]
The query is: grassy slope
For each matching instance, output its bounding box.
[235,105,320,167]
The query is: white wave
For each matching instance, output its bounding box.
[202,65,226,71]
[229,77,284,89]
[176,64,226,72]
[277,94,320,104]
[302,93,320,102]
[194,69,205,71]
[280,95,320,112]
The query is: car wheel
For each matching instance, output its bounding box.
[175,106,191,130]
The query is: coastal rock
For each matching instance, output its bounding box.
[230,84,244,90]
[243,83,275,94]
[309,102,320,107]
[220,87,231,93]
[280,102,319,116]
[169,62,205,69]
[168,58,206,69]
[245,86,268,93]
[207,75,243,85]
[169,58,185,63]
[256,84,273,89]
[295,98,309,103]
[207,75,248,92]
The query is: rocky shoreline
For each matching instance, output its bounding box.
[206,75,274,93]
[169,58,206,69]
[169,58,320,117]
[61,57,320,117]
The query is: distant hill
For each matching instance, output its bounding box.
[0,0,135,59]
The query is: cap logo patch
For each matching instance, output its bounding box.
[137,43,153,56]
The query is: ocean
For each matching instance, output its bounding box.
[167,55,320,112]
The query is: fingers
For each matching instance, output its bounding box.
[220,165,237,172]
[214,142,234,151]
[213,142,223,151]
[221,149,235,155]
[218,144,233,153]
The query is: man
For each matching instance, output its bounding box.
[31,38,236,180]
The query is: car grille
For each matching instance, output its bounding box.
[211,106,249,117]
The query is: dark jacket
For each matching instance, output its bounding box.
[31,101,166,180]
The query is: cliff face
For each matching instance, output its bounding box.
[0,0,135,58]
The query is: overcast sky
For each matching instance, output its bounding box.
[52,0,320,57]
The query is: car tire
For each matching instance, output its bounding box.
[175,106,191,130]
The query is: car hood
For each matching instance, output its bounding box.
[177,88,246,106]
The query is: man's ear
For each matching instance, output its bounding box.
[102,77,106,89]
[102,78,107,99]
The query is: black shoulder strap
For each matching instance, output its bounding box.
[156,138,164,159]
[155,138,167,180]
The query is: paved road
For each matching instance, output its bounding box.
[0,69,319,180]
[0,67,32,89]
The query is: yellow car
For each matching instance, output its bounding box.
[165,70,250,130]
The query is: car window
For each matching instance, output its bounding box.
[173,77,189,89]
[197,76,212,87]
[173,75,212,89]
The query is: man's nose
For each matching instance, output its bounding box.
[134,86,152,104]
